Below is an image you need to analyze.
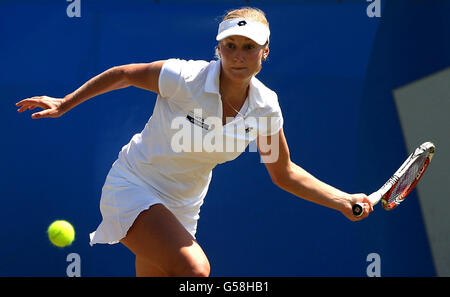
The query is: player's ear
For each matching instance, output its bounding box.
[262,46,270,61]
[216,43,222,59]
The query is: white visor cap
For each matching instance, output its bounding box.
[216,18,270,46]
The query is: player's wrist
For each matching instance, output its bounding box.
[327,191,350,212]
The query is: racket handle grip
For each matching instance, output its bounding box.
[352,192,382,217]
[352,203,365,217]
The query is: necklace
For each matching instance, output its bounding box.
[222,96,245,118]
[220,85,249,119]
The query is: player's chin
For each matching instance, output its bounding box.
[227,67,254,80]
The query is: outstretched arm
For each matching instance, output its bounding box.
[64,61,166,109]
[16,60,165,119]
[257,128,373,221]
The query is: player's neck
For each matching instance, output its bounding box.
[219,71,250,105]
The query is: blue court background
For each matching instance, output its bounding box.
[1,0,448,276]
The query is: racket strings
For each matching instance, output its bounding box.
[388,154,427,204]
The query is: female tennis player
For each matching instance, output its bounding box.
[15,7,373,277]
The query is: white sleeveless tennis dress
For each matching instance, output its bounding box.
[89,58,283,245]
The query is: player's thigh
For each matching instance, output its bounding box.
[120,203,210,276]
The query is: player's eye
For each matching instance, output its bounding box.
[225,43,235,49]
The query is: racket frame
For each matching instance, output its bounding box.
[352,141,435,217]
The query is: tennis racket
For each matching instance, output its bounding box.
[352,141,435,217]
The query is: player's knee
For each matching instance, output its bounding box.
[190,261,211,277]
[192,260,210,277]
[171,258,210,277]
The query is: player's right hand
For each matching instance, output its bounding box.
[16,96,69,119]
[342,193,374,221]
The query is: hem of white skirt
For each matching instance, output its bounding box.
[89,202,163,246]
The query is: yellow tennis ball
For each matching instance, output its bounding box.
[47,220,75,247]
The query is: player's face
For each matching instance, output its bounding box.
[218,36,268,81]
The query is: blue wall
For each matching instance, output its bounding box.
[2,0,447,276]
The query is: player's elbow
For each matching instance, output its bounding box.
[270,167,294,190]
[110,65,132,89]
[120,64,137,86]
[273,175,292,191]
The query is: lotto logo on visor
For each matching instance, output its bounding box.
[216,18,270,46]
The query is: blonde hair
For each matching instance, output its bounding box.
[222,7,269,28]
[215,7,270,59]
